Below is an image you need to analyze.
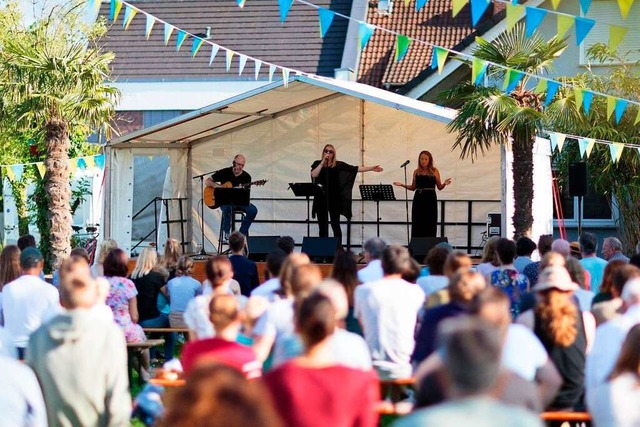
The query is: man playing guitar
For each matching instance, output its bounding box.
[205,154,258,239]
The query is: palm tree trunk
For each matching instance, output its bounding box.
[511,131,535,240]
[45,117,72,270]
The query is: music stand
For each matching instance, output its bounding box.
[215,188,251,254]
[359,184,396,237]
[289,183,321,237]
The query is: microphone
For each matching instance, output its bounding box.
[400,160,410,168]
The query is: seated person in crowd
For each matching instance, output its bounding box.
[251,250,287,301]
[276,236,295,255]
[168,256,203,328]
[489,238,529,318]
[523,234,554,287]
[425,251,473,308]
[264,293,379,427]
[564,257,594,312]
[354,246,425,379]
[357,237,386,284]
[181,294,261,378]
[514,237,536,273]
[397,317,543,427]
[417,247,449,298]
[228,232,259,296]
[27,262,131,427]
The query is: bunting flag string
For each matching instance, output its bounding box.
[2,154,106,182]
[96,0,640,124]
[318,8,335,38]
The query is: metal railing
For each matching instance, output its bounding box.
[131,197,189,255]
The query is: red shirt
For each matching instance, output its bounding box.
[181,337,261,379]
[263,362,379,427]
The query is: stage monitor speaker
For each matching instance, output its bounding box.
[569,162,588,198]
[301,237,339,263]
[409,237,449,263]
[487,213,501,237]
[247,236,281,262]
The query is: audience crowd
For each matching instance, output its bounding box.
[1,230,639,426]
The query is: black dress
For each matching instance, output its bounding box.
[412,174,437,237]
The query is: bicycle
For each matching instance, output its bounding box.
[71,224,100,265]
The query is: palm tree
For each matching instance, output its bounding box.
[0,10,118,269]
[441,24,567,239]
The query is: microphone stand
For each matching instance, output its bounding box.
[192,170,219,257]
[402,163,410,245]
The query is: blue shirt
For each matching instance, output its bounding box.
[580,256,608,293]
[167,276,202,312]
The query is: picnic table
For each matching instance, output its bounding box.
[127,339,165,386]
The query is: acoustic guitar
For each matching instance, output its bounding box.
[204,179,268,209]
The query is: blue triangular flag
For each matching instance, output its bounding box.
[11,165,23,182]
[505,70,525,93]
[278,0,293,23]
[77,158,87,170]
[176,30,187,51]
[470,0,490,26]
[578,138,589,158]
[525,7,547,37]
[358,23,375,51]
[579,0,592,14]
[416,0,429,12]
[191,38,204,57]
[615,99,628,124]
[318,9,335,38]
[575,17,595,45]
[94,154,105,169]
[583,91,594,114]
[545,80,561,106]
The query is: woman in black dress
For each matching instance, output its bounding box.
[393,150,451,237]
[310,144,383,242]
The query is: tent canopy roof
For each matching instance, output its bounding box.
[108,75,457,148]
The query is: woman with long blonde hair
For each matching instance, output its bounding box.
[130,247,174,361]
[91,239,118,277]
[517,266,595,411]
[393,150,451,238]
[310,144,383,244]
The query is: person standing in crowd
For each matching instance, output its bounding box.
[517,267,595,411]
[206,154,258,239]
[130,247,175,361]
[592,264,640,326]
[357,237,386,284]
[1,248,59,359]
[27,266,131,427]
[398,317,543,427]
[602,237,630,263]
[310,144,383,243]
[0,354,47,427]
[589,324,640,427]
[579,232,608,293]
[591,260,626,306]
[181,294,261,378]
[0,245,21,324]
[264,293,379,427]
[354,246,426,378]
[551,239,571,257]
[167,256,203,328]
[489,238,530,318]
[564,257,594,311]
[523,234,554,287]
[228,232,259,296]
[514,237,536,273]
[393,150,452,238]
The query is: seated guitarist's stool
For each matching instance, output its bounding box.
[217,209,246,254]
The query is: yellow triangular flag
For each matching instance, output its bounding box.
[612,142,625,162]
[436,48,449,74]
[557,134,567,152]
[609,25,628,51]
[535,79,548,94]
[123,6,137,30]
[452,0,468,18]
[557,15,574,39]
[551,0,562,9]
[4,167,15,182]
[607,96,616,120]
[36,163,46,178]
[85,157,96,169]
[585,138,596,158]
[506,4,525,32]
[617,0,634,18]
[148,156,154,161]
[69,161,78,176]
[574,88,584,112]
[635,107,640,125]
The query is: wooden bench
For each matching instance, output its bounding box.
[142,328,190,334]
[149,378,186,387]
[127,339,165,386]
[541,412,591,426]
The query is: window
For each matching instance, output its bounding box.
[553,183,614,226]
[580,0,640,65]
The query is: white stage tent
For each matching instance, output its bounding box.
[105,75,546,255]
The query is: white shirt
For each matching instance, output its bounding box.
[586,305,640,406]
[330,328,372,370]
[0,356,47,427]
[253,298,295,366]
[590,373,640,427]
[357,260,383,284]
[502,324,549,381]
[250,278,281,301]
[574,289,595,312]
[416,275,448,297]
[1,275,60,348]
[354,277,425,378]
[0,326,17,359]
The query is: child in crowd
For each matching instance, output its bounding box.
[167,257,202,328]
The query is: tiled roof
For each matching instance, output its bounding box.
[357,0,505,89]
[100,0,352,80]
